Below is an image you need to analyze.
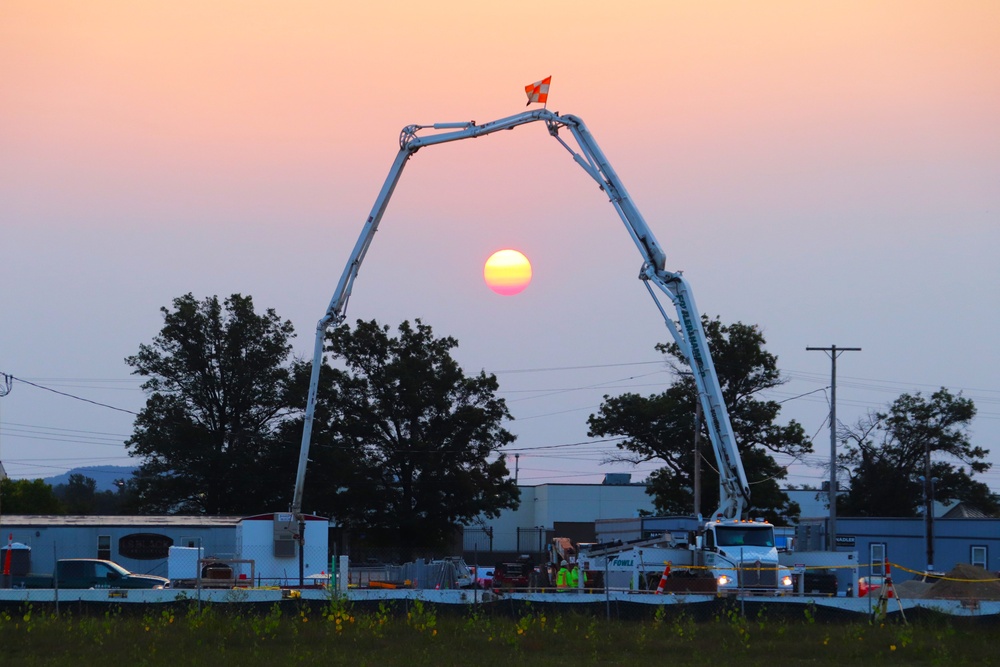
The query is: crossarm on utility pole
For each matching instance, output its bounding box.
[806,345,861,551]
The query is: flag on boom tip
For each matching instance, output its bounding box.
[525,76,551,106]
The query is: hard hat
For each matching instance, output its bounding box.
[561,560,568,566]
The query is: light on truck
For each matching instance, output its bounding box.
[717,575,732,586]
[781,575,793,587]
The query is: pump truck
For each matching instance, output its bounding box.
[288,108,791,592]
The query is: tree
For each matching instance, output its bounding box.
[587,317,810,523]
[51,474,131,515]
[0,478,64,514]
[108,478,141,515]
[125,293,298,514]
[53,474,98,514]
[290,319,519,558]
[838,388,998,517]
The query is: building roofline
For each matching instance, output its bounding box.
[0,515,246,527]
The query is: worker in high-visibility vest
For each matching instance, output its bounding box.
[567,562,587,591]
[556,560,571,591]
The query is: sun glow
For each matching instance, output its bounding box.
[483,249,532,296]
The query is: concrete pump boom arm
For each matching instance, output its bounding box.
[290,109,750,523]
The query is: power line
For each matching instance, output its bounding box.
[782,369,1000,402]
[1,421,131,438]
[0,431,128,447]
[4,364,998,491]
[502,371,668,402]
[494,360,665,374]
[4,374,138,416]
[501,437,623,452]
[775,387,829,404]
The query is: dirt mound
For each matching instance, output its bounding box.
[893,579,933,599]
[926,563,1000,600]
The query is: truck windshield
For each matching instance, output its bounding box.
[715,526,774,548]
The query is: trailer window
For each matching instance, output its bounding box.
[971,546,987,569]
[97,535,111,561]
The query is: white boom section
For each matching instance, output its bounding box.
[290,109,751,521]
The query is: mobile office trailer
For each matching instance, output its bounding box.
[0,515,242,578]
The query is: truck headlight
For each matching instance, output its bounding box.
[780,575,793,587]
[717,575,732,586]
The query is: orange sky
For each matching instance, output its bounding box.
[5,2,997,201]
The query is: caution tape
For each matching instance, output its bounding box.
[888,562,1000,583]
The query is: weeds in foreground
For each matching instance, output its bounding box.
[0,602,994,667]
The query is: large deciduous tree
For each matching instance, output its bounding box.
[290,319,519,558]
[837,388,998,517]
[125,294,297,514]
[587,317,810,523]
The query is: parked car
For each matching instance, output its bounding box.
[492,557,533,591]
[794,568,839,596]
[11,559,169,590]
[858,575,892,598]
[471,566,494,589]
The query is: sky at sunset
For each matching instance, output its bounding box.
[2,2,998,504]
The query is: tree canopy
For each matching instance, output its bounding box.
[125,293,298,514]
[51,474,135,515]
[0,478,64,514]
[587,317,810,523]
[290,319,520,558]
[838,388,998,517]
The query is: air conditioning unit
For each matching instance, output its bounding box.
[273,513,297,558]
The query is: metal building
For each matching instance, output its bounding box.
[828,516,1000,579]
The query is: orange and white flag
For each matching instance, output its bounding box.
[525,76,551,106]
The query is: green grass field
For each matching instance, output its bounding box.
[1,599,994,666]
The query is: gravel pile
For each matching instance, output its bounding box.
[925,563,1000,600]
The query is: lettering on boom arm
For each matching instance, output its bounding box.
[675,292,729,467]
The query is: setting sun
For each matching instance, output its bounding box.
[484,249,532,296]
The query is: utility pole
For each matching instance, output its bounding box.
[925,449,934,570]
[806,345,861,552]
[0,374,12,555]
[921,445,938,573]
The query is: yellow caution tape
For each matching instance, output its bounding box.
[887,562,1000,583]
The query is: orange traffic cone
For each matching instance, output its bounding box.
[655,562,672,595]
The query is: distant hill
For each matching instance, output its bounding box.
[43,466,138,493]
